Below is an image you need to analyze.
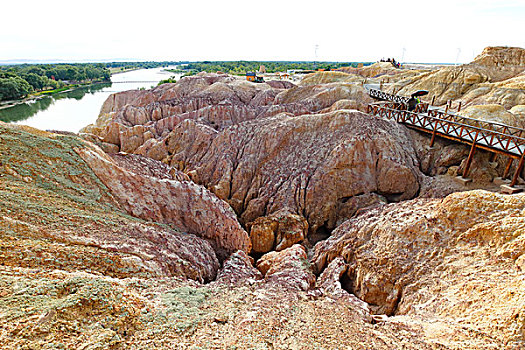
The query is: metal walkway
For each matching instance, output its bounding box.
[366,88,525,191]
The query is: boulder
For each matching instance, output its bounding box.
[256,244,316,291]
[214,250,262,285]
[248,210,308,253]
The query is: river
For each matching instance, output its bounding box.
[0,67,180,133]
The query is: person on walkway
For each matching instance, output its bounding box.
[407,96,420,111]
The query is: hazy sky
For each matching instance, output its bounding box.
[1,0,524,63]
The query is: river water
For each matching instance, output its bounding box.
[0,67,180,133]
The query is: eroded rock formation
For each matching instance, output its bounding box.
[76,148,251,259]
[0,123,221,282]
[187,110,422,242]
[312,190,525,347]
[386,46,525,108]
[2,46,525,349]
[256,244,316,291]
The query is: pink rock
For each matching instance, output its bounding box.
[257,244,316,291]
[76,147,251,260]
[214,250,263,285]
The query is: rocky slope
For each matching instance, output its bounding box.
[185,110,422,247]
[81,72,425,253]
[312,190,525,348]
[80,72,375,157]
[76,148,250,260]
[386,46,525,108]
[0,124,447,350]
[0,122,248,281]
[2,46,525,349]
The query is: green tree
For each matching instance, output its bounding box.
[157,77,177,85]
[21,73,45,90]
[0,77,32,101]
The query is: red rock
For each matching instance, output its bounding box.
[0,123,219,282]
[75,147,251,260]
[192,110,421,238]
[214,250,263,285]
[256,245,316,291]
[248,210,308,253]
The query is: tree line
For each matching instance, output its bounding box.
[0,63,111,101]
[105,61,184,70]
[0,60,371,101]
[182,61,371,75]
[0,61,189,101]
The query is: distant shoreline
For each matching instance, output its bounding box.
[109,67,139,75]
[0,81,111,110]
[0,69,144,110]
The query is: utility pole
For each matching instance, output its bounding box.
[455,48,461,66]
[314,44,319,70]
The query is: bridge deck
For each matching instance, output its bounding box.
[368,103,525,158]
[366,88,525,189]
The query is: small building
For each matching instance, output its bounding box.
[246,72,264,83]
[246,72,256,82]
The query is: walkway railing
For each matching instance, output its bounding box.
[367,96,525,190]
[367,103,525,157]
[368,88,409,104]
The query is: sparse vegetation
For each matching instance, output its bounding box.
[157,76,177,85]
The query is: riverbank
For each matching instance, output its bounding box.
[109,67,139,75]
[1,67,181,132]
[0,81,110,110]
[0,68,147,109]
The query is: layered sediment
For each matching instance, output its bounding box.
[2,46,525,349]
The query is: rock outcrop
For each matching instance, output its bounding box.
[316,257,371,319]
[76,148,251,260]
[256,244,316,291]
[0,122,220,282]
[472,46,525,68]
[83,74,426,251]
[386,46,525,108]
[275,80,373,112]
[312,190,525,347]
[80,73,307,155]
[186,110,422,242]
[299,71,364,85]
[0,122,444,348]
[81,71,377,160]
[461,104,525,128]
[248,210,308,253]
[3,50,525,347]
[459,73,525,108]
[213,250,262,286]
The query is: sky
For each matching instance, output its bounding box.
[1,0,524,64]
